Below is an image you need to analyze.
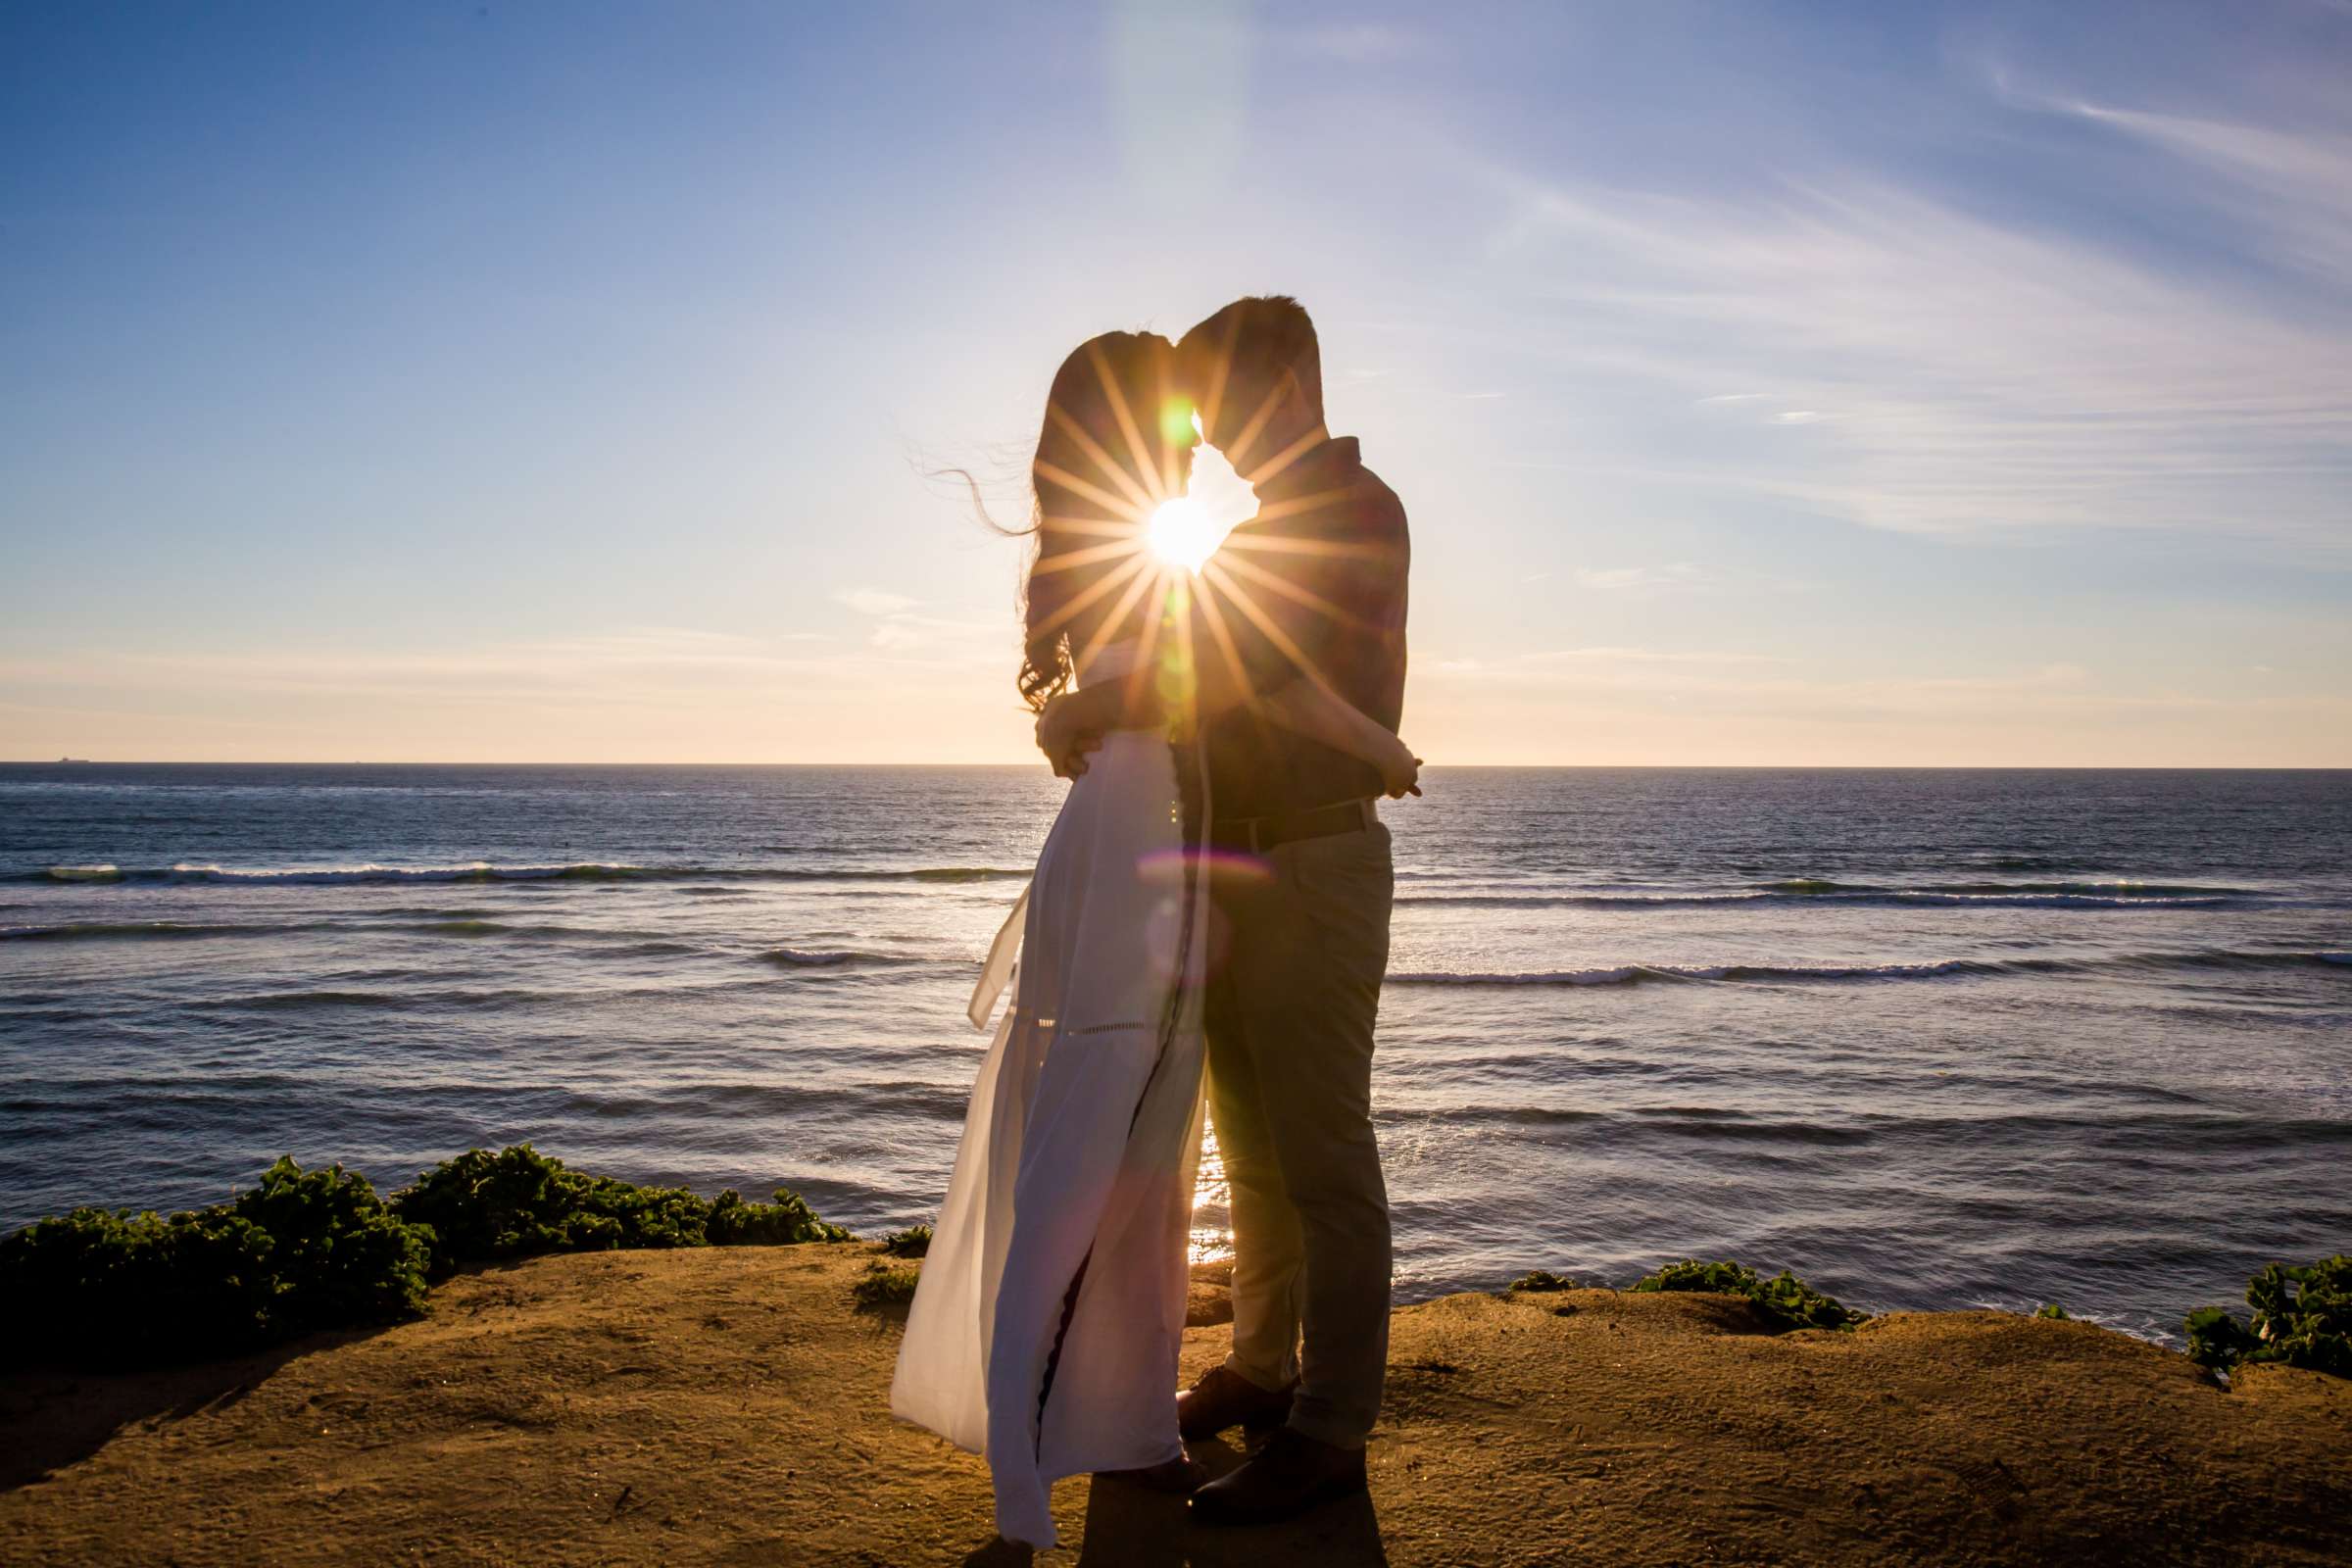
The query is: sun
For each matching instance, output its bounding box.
[1145,414,1257,573]
[1148,496,1222,572]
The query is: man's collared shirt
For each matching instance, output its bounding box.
[1197,435,1409,819]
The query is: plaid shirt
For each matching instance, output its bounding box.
[1196,436,1409,819]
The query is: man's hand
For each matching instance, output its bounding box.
[1036,694,1105,780]
[1376,734,1423,800]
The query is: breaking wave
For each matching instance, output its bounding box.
[1,920,309,943]
[1387,950,2352,987]
[1397,878,2272,911]
[758,947,928,969]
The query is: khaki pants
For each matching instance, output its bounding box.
[1203,816,1394,1448]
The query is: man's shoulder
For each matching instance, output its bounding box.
[1245,440,1404,555]
[1348,460,1407,560]
[1352,461,1404,522]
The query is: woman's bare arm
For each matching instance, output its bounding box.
[1257,680,1422,798]
[1037,665,1419,796]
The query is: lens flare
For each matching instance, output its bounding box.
[1148,496,1222,571]
[1034,331,1340,719]
[1146,413,1257,573]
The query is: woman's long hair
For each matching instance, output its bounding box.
[1013,331,1190,710]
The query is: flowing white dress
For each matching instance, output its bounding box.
[890,640,1209,1550]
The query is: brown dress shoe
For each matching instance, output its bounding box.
[1175,1365,1296,1442]
[1190,1427,1367,1527]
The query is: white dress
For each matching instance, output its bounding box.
[890,639,1209,1550]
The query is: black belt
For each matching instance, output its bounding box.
[1206,799,1375,855]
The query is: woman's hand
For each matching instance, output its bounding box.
[1376,735,1423,799]
[1035,694,1104,780]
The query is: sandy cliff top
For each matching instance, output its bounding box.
[3,1243,2346,1566]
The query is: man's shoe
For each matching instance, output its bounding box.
[1190,1428,1367,1527]
[1176,1365,1296,1442]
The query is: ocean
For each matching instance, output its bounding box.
[2,763,2345,1345]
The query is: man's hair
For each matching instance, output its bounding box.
[1178,295,1322,447]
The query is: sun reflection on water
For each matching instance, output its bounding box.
[1189,1114,1233,1264]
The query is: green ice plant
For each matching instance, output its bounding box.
[1632,1258,1868,1332]
[2185,1254,2351,1378]
[707,1186,852,1249]
[388,1145,848,1276]
[853,1261,922,1310]
[390,1145,707,1271]
[881,1223,934,1257]
[1506,1268,1577,1293]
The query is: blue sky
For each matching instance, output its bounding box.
[3,0,2347,762]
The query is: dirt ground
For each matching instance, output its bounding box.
[2,1243,2346,1566]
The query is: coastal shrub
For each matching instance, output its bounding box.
[1,1147,855,1368]
[388,1145,847,1275]
[2185,1306,2257,1370]
[1632,1258,1868,1333]
[1507,1269,1576,1293]
[390,1146,705,1272]
[881,1224,934,1258]
[0,1158,430,1368]
[854,1262,921,1310]
[2035,1303,2071,1321]
[224,1156,436,1330]
[707,1187,854,1249]
[2185,1254,2352,1378]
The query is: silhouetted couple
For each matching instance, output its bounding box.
[893,296,1414,1554]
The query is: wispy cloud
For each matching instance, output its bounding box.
[0,623,1035,761]
[1571,564,1708,594]
[1984,64,2352,290]
[1417,645,2301,716]
[834,588,918,617]
[1476,91,2352,551]
[866,612,1003,654]
[830,587,1004,654]
[1404,646,2352,764]
[0,621,1023,710]
[1,630,833,708]
[1529,646,1788,665]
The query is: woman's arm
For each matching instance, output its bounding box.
[1037,671,1420,796]
[1258,680,1422,799]
[1039,667,1420,804]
